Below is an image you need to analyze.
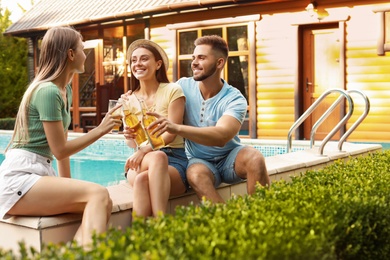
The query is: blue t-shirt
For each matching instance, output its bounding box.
[177,77,247,160]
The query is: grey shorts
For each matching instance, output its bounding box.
[0,149,56,219]
[187,145,246,188]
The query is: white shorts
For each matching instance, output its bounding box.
[0,149,56,219]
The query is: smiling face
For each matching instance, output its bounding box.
[191,44,222,81]
[130,47,162,81]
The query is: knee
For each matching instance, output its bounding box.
[244,148,266,169]
[88,185,112,210]
[186,165,197,184]
[150,151,168,163]
[186,165,207,187]
[134,172,149,187]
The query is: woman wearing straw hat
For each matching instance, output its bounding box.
[123,39,188,218]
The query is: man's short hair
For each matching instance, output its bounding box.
[194,35,229,59]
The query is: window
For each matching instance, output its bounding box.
[383,11,390,53]
[178,25,249,102]
[374,7,390,55]
[177,24,251,136]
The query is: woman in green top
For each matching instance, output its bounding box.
[0,26,121,248]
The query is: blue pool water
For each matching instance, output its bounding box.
[0,132,134,187]
[0,131,301,187]
[2,130,388,187]
[0,153,128,187]
[0,154,128,187]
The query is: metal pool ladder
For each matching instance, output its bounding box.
[287,89,370,155]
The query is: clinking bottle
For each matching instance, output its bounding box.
[122,101,147,147]
[139,99,165,150]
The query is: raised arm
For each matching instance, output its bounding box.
[151,113,241,147]
[44,105,122,160]
[161,96,185,145]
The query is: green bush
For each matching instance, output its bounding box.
[0,118,15,130]
[2,150,390,259]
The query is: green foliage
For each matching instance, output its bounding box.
[3,151,390,259]
[0,117,15,129]
[0,4,28,118]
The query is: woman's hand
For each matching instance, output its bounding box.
[98,104,122,134]
[123,125,137,140]
[125,149,146,171]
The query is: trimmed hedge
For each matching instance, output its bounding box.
[1,150,390,259]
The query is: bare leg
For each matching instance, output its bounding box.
[130,151,186,217]
[234,146,270,194]
[8,176,112,247]
[131,151,170,217]
[168,166,186,197]
[186,163,225,203]
[132,172,153,217]
[132,165,186,217]
[126,168,138,188]
[146,151,170,217]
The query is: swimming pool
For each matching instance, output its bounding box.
[2,130,385,187]
[0,131,135,187]
[0,130,306,186]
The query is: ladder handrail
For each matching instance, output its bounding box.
[317,91,354,155]
[337,89,370,151]
[309,94,347,148]
[287,88,354,153]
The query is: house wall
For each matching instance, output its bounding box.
[345,5,390,141]
[256,13,298,140]
[20,0,390,142]
[253,2,390,142]
[146,1,390,143]
[150,27,176,81]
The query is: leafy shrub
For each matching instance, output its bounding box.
[3,150,390,259]
[0,118,15,130]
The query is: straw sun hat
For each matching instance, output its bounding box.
[127,39,169,71]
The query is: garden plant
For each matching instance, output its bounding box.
[0,150,389,259]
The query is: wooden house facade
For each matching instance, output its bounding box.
[5,0,390,142]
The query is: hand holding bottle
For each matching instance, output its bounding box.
[139,99,165,150]
[143,111,179,137]
[122,100,147,147]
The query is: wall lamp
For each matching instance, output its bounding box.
[305,0,318,17]
[305,0,329,21]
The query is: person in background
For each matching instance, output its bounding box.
[149,35,270,203]
[0,26,122,248]
[122,39,188,218]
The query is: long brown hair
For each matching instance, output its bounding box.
[9,26,82,149]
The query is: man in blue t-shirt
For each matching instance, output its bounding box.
[151,35,270,203]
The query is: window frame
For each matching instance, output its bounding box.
[373,6,390,55]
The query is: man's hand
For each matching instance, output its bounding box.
[147,111,179,137]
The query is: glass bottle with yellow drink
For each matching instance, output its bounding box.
[139,99,165,150]
[122,100,148,147]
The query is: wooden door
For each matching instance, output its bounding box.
[302,24,343,140]
[71,39,103,132]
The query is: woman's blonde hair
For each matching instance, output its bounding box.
[9,26,82,149]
